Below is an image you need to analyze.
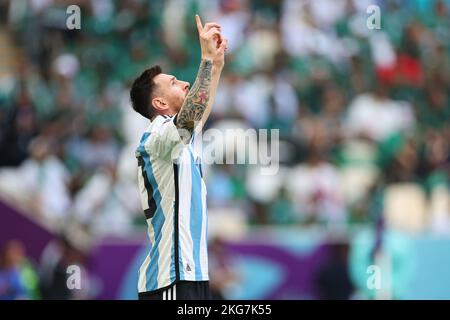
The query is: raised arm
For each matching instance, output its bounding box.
[175,15,227,139]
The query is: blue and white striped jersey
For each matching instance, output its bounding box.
[135,114,208,294]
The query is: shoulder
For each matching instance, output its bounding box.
[135,114,180,157]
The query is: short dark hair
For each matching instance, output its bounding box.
[130,65,162,119]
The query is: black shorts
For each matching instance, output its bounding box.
[138,281,211,300]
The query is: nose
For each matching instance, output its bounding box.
[183,82,190,91]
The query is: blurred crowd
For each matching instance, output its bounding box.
[0,0,449,241]
[0,237,88,300]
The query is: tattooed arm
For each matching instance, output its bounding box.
[175,15,228,140]
[175,59,213,133]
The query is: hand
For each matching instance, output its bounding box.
[195,14,228,68]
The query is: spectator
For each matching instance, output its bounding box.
[0,240,39,300]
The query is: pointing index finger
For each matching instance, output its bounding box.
[195,14,203,32]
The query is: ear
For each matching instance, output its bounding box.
[151,97,169,112]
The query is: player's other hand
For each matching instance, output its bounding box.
[195,14,228,68]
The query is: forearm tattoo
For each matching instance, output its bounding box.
[175,59,212,132]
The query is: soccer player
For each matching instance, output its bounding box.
[130,15,227,300]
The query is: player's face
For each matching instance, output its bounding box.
[153,73,190,113]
